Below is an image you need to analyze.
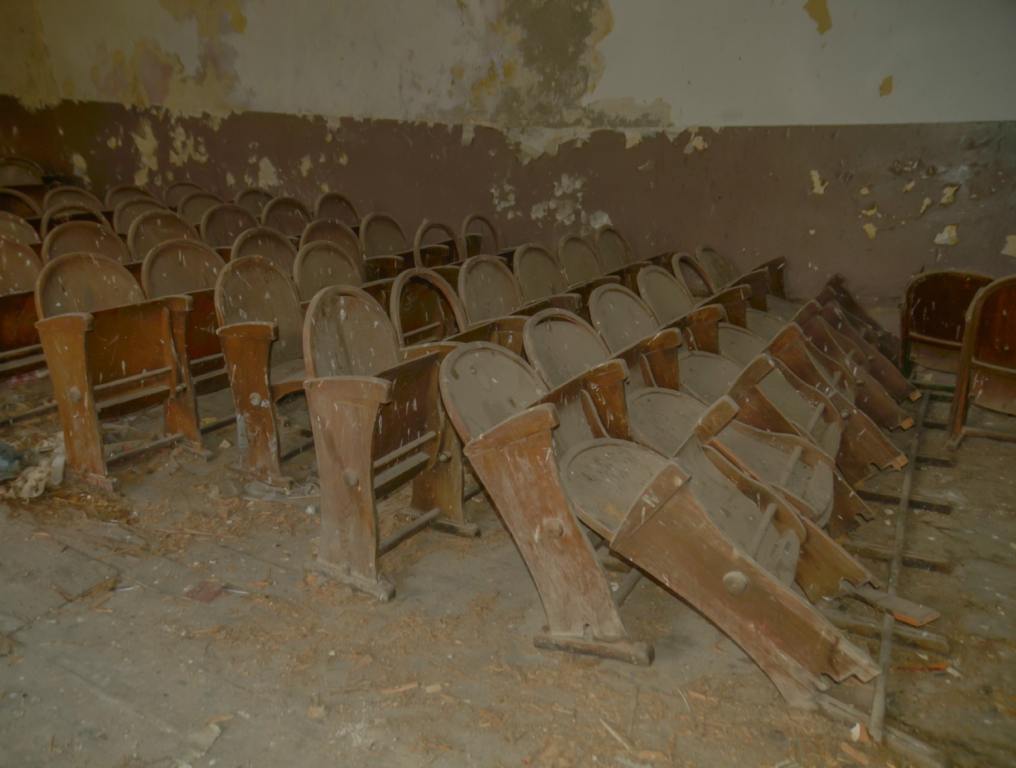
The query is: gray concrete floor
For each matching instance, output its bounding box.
[1,386,1014,767]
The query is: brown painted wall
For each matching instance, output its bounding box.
[1,97,1013,300]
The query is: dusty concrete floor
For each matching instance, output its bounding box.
[1,381,1014,767]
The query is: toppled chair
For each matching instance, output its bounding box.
[200,203,258,249]
[303,285,477,599]
[457,254,579,325]
[817,274,903,363]
[262,195,311,238]
[901,270,994,377]
[637,265,913,431]
[586,285,905,487]
[231,226,298,275]
[524,307,874,533]
[314,191,359,227]
[105,185,154,209]
[948,275,1016,447]
[235,187,273,217]
[127,209,198,264]
[460,212,499,257]
[178,191,223,229]
[113,197,165,236]
[165,181,204,210]
[142,239,228,394]
[0,211,39,247]
[41,221,130,265]
[0,240,44,379]
[214,255,306,484]
[34,253,200,486]
[0,188,42,218]
[440,341,876,704]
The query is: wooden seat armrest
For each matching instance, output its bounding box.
[700,285,750,327]
[36,311,93,335]
[364,256,405,280]
[665,304,725,353]
[401,342,457,362]
[465,403,558,456]
[303,375,393,407]
[732,269,771,311]
[217,320,277,342]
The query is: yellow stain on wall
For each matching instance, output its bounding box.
[879,76,893,97]
[940,185,959,205]
[803,0,832,34]
[934,225,959,246]
[810,170,828,195]
[1001,235,1016,258]
[862,223,877,240]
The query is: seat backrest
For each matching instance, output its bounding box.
[523,308,612,388]
[231,225,297,275]
[637,265,696,323]
[293,241,364,301]
[0,240,41,296]
[35,253,145,318]
[214,255,303,364]
[458,254,522,324]
[513,243,568,303]
[967,275,1016,376]
[0,211,39,245]
[0,158,43,187]
[671,252,715,297]
[904,270,993,352]
[40,205,109,237]
[235,187,273,216]
[261,195,310,237]
[105,184,154,209]
[595,225,633,272]
[127,209,198,262]
[113,197,164,235]
[42,220,129,264]
[0,188,42,218]
[389,267,467,346]
[142,239,225,297]
[460,213,500,255]
[587,283,662,354]
[414,219,465,266]
[695,246,739,290]
[557,234,603,285]
[165,181,204,209]
[439,342,547,443]
[178,191,222,228]
[200,203,257,248]
[303,285,400,378]
[359,212,408,258]
[299,218,360,255]
[43,186,103,213]
[314,191,359,226]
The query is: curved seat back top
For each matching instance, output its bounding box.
[127,209,198,263]
[457,254,523,325]
[113,197,165,235]
[200,202,257,248]
[0,211,40,245]
[35,253,145,318]
[413,219,464,267]
[165,181,204,210]
[261,195,310,238]
[142,239,225,298]
[595,225,634,272]
[558,234,604,286]
[105,184,154,209]
[178,190,223,229]
[314,191,359,226]
[214,255,303,366]
[523,308,613,392]
[0,187,43,218]
[42,220,130,264]
[673,252,716,297]
[0,157,44,187]
[299,218,360,254]
[513,243,569,304]
[235,187,273,217]
[695,246,740,291]
[460,212,499,257]
[293,240,364,301]
[902,269,993,374]
[637,264,697,324]
[389,267,467,347]
[43,186,104,213]
[359,212,408,258]
[39,205,109,237]
[0,239,42,296]
[303,285,400,380]
[231,225,297,276]
[587,283,663,355]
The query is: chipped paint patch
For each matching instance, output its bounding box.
[257,157,279,188]
[859,186,871,196]
[70,153,90,184]
[902,180,915,193]
[810,170,828,195]
[490,181,518,216]
[879,76,894,97]
[862,223,877,240]
[934,225,958,246]
[684,132,708,154]
[299,155,313,177]
[1002,235,1016,258]
[131,119,160,186]
[919,197,933,216]
[168,123,209,166]
[803,0,832,34]
[589,211,612,229]
[940,185,959,205]
[861,205,879,217]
